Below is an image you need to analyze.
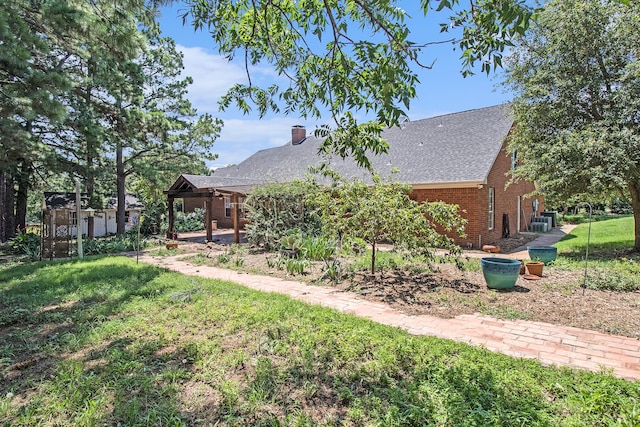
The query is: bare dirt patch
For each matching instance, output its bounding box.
[161,241,640,339]
[335,265,640,339]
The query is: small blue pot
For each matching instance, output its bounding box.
[527,246,557,264]
[481,257,521,289]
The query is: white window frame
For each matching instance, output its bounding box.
[488,187,495,230]
[224,196,231,218]
[224,196,246,219]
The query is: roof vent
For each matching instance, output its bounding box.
[292,125,306,145]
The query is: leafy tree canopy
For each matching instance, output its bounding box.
[503,0,640,249]
[182,0,536,169]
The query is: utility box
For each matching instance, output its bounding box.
[541,211,557,227]
[530,222,548,232]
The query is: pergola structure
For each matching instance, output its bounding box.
[164,174,262,243]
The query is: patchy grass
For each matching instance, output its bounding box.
[0,257,638,426]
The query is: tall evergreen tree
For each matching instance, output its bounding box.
[0,0,72,240]
[1,0,219,240]
[109,27,221,234]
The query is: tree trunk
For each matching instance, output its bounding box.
[167,196,175,238]
[85,78,96,238]
[87,208,94,238]
[0,171,7,242]
[370,241,376,274]
[87,145,95,238]
[15,167,28,233]
[2,173,16,242]
[629,182,640,251]
[116,139,126,236]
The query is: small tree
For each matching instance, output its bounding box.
[312,175,466,273]
[244,181,322,250]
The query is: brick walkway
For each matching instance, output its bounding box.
[136,253,640,381]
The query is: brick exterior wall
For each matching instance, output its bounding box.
[412,141,541,248]
[183,198,206,214]
[486,142,542,243]
[410,187,481,247]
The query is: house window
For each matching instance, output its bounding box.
[224,196,231,218]
[488,187,495,230]
[224,196,246,219]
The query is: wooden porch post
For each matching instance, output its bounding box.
[205,195,213,242]
[233,193,240,244]
[167,196,175,238]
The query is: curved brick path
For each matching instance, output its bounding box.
[136,254,640,381]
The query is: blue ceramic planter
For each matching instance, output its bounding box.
[527,246,558,264]
[481,257,521,289]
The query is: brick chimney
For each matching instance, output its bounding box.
[291,125,306,145]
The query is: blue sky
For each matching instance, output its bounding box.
[158,2,512,168]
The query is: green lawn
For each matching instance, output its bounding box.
[552,215,639,291]
[556,215,635,256]
[0,257,638,426]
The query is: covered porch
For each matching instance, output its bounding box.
[164,174,262,244]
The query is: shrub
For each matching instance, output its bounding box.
[341,237,367,256]
[174,208,205,232]
[244,181,322,250]
[560,214,591,224]
[8,232,41,261]
[279,232,303,255]
[610,198,632,214]
[586,260,640,292]
[312,174,465,273]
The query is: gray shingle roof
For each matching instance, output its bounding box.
[178,174,264,190]
[44,192,143,210]
[44,192,82,210]
[211,104,513,187]
[106,194,144,210]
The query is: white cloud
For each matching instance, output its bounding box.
[178,44,287,115]
[174,45,321,167]
[178,45,244,113]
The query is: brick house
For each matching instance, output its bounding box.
[168,104,542,247]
